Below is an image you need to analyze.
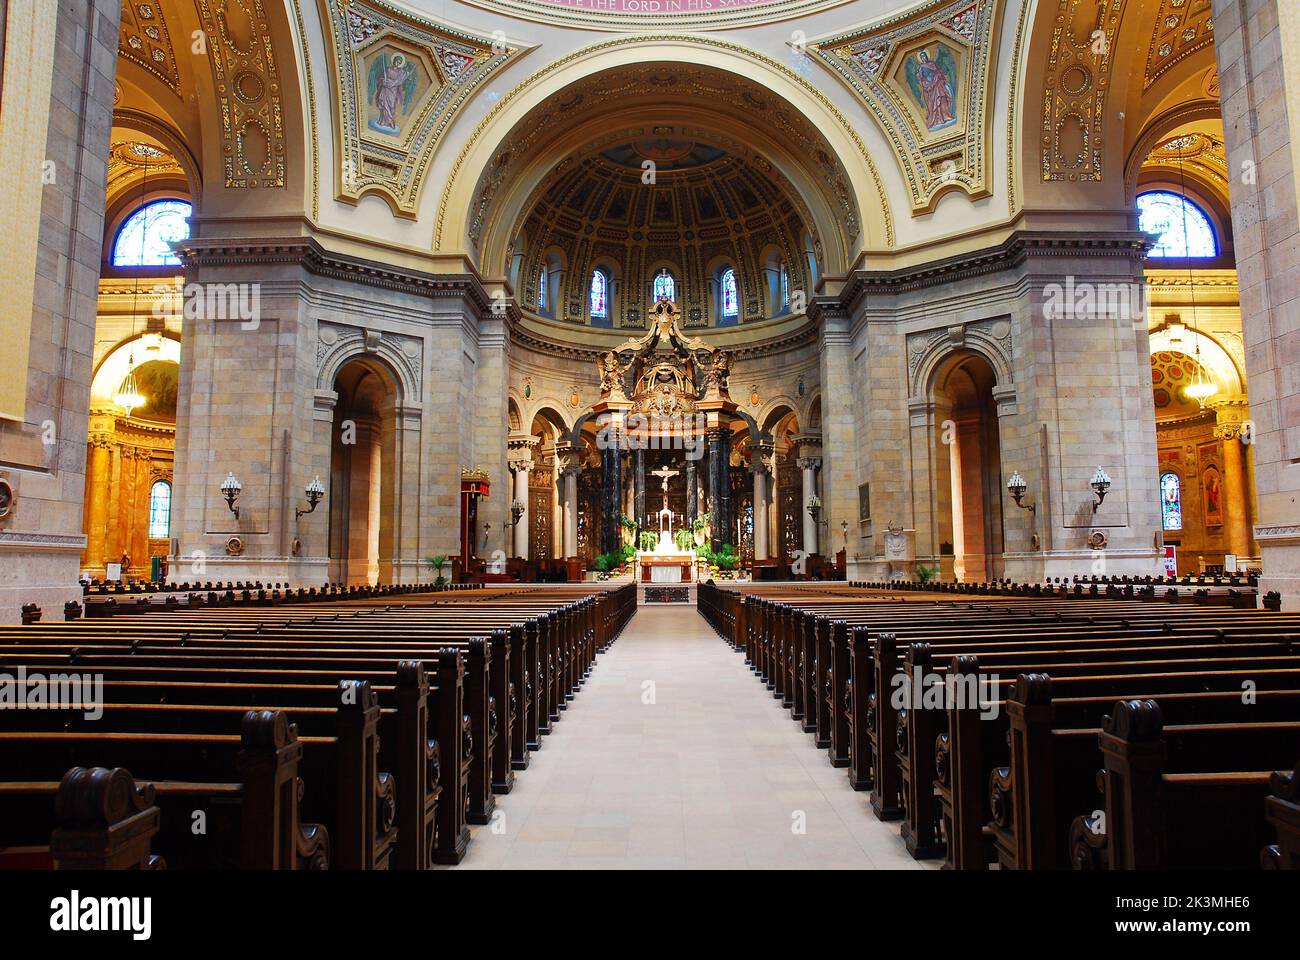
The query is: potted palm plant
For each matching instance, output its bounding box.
[424,555,449,588]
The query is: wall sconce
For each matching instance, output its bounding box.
[806,495,822,524]
[295,476,325,520]
[221,472,242,520]
[509,498,526,528]
[1006,471,1036,514]
[1090,467,1112,512]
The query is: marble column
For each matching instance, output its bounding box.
[751,460,769,561]
[510,459,531,559]
[1214,402,1255,562]
[798,456,821,556]
[551,460,563,559]
[84,429,113,573]
[634,446,645,528]
[601,443,623,553]
[685,455,697,524]
[707,427,732,550]
[346,418,380,585]
[562,463,579,558]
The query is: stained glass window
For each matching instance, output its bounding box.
[148,480,171,539]
[780,267,789,308]
[1137,191,1217,258]
[721,267,738,318]
[590,269,607,319]
[1160,472,1183,532]
[113,200,192,267]
[537,267,547,310]
[653,271,675,303]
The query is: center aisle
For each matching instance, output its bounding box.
[447,605,933,869]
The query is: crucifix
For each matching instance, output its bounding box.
[650,465,680,539]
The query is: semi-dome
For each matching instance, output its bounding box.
[513,133,814,331]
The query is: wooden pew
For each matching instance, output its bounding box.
[0,710,328,869]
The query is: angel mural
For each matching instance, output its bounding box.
[904,46,958,132]
[367,51,420,136]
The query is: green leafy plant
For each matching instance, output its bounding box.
[424,555,449,586]
[639,530,657,552]
[674,528,694,551]
[712,543,739,571]
[619,513,637,532]
[594,553,614,574]
[690,512,711,534]
[917,564,938,584]
[619,543,635,565]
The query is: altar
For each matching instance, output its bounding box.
[637,466,698,584]
[638,549,696,583]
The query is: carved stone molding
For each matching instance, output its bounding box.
[173,237,493,311]
[316,321,424,399]
[906,315,1013,396]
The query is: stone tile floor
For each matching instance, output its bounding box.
[446,605,933,870]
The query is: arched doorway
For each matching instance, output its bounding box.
[83,333,180,580]
[328,358,400,585]
[932,353,1005,582]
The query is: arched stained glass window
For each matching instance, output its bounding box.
[721,267,739,318]
[1159,472,1183,532]
[148,480,172,539]
[537,267,547,310]
[590,269,608,319]
[113,200,192,267]
[653,271,675,303]
[1136,191,1217,258]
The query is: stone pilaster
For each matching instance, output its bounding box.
[0,0,120,623]
[1213,0,1300,605]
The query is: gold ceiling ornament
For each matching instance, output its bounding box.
[1144,0,1214,91]
[118,0,180,95]
[194,0,287,189]
[1040,0,1131,184]
[320,0,532,219]
[809,0,1000,215]
[1142,132,1229,192]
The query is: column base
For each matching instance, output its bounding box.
[0,537,86,625]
